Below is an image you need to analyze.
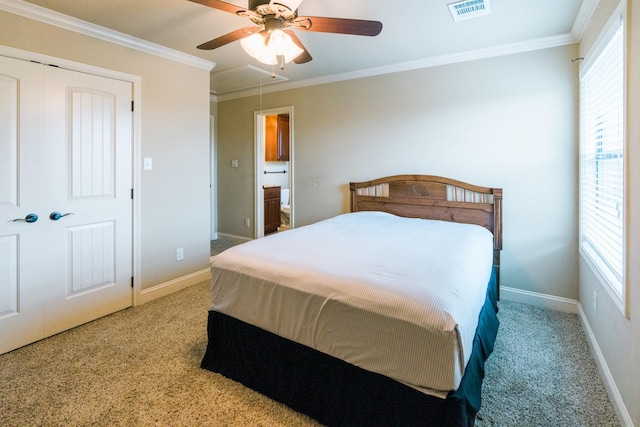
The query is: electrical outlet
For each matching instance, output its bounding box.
[176,248,184,261]
[244,218,250,227]
[231,159,239,168]
[593,291,597,313]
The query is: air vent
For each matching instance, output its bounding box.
[448,0,491,22]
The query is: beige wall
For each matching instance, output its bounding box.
[217,44,580,300]
[0,10,212,291]
[578,1,640,425]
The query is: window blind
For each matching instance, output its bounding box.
[580,17,625,296]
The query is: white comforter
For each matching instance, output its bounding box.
[210,211,494,396]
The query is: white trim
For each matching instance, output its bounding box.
[215,232,253,243]
[138,268,211,305]
[132,71,143,307]
[0,0,215,71]
[580,248,627,316]
[501,286,579,314]
[210,115,217,241]
[571,0,602,41]
[580,0,626,76]
[217,33,577,101]
[577,304,634,427]
[254,106,294,239]
[0,44,144,309]
[501,286,633,426]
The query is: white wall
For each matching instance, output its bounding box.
[0,10,212,293]
[217,44,579,300]
[578,1,640,425]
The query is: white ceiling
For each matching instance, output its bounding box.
[11,0,592,98]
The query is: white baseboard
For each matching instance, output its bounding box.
[215,232,252,243]
[501,286,633,426]
[577,304,634,427]
[500,286,579,314]
[137,268,211,305]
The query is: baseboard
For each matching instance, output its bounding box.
[577,304,634,427]
[216,232,252,243]
[500,286,579,314]
[501,286,633,426]
[137,268,211,305]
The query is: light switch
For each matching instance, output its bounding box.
[231,159,239,168]
[144,157,153,170]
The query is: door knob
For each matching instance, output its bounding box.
[12,213,39,223]
[49,211,74,221]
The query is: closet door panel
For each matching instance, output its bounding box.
[0,57,45,354]
[42,66,132,336]
[0,56,133,354]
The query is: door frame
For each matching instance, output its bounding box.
[254,106,294,238]
[0,45,143,305]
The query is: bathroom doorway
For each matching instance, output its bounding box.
[254,106,294,238]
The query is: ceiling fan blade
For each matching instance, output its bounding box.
[197,27,260,50]
[296,16,382,36]
[187,0,245,14]
[284,31,312,64]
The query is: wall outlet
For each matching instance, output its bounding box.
[244,218,250,227]
[231,159,239,168]
[176,247,184,261]
[593,291,597,313]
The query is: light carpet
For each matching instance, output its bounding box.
[0,240,620,426]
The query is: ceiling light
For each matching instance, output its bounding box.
[240,28,303,67]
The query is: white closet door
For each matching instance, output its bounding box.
[0,57,45,353]
[42,66,133,336]
[0,57,133,354]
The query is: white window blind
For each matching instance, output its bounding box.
[580,13,625,300]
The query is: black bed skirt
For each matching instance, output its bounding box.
[201,268,499,426]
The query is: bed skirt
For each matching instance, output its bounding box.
[201,268,499,426]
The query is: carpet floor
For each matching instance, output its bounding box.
[0,240,620,426]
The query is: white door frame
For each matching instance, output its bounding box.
[254,106,294,238]
[0,45,143,305]
[210,114,217,241]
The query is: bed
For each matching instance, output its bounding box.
[202,175,503,426]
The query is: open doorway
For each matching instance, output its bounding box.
[254,106,294,238]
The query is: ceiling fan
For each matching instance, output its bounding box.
[188,0,383,69]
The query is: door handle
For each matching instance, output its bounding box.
[11,213,39,223]
[49,212,74,221]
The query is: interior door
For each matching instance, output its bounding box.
[0,56,133,354]
[0,56,45,353]
[42,66,133,335]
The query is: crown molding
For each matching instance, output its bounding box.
[571,0,601,41]
[0,0,215,71]
[215,32,577,101]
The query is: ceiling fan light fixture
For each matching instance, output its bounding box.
[240,28,303,66]
[267,29,290,55]
[240,32,268,59]
[267,29,304,62]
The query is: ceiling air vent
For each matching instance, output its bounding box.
[448,0,491,22]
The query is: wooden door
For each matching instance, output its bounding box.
[0,57,133,354]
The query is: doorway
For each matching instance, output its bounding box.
[254,106,294,238]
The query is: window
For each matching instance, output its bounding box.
[579,5,627,314]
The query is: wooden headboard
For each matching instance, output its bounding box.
[350,175,503,288]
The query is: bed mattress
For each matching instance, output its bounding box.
[209,211,494,395]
